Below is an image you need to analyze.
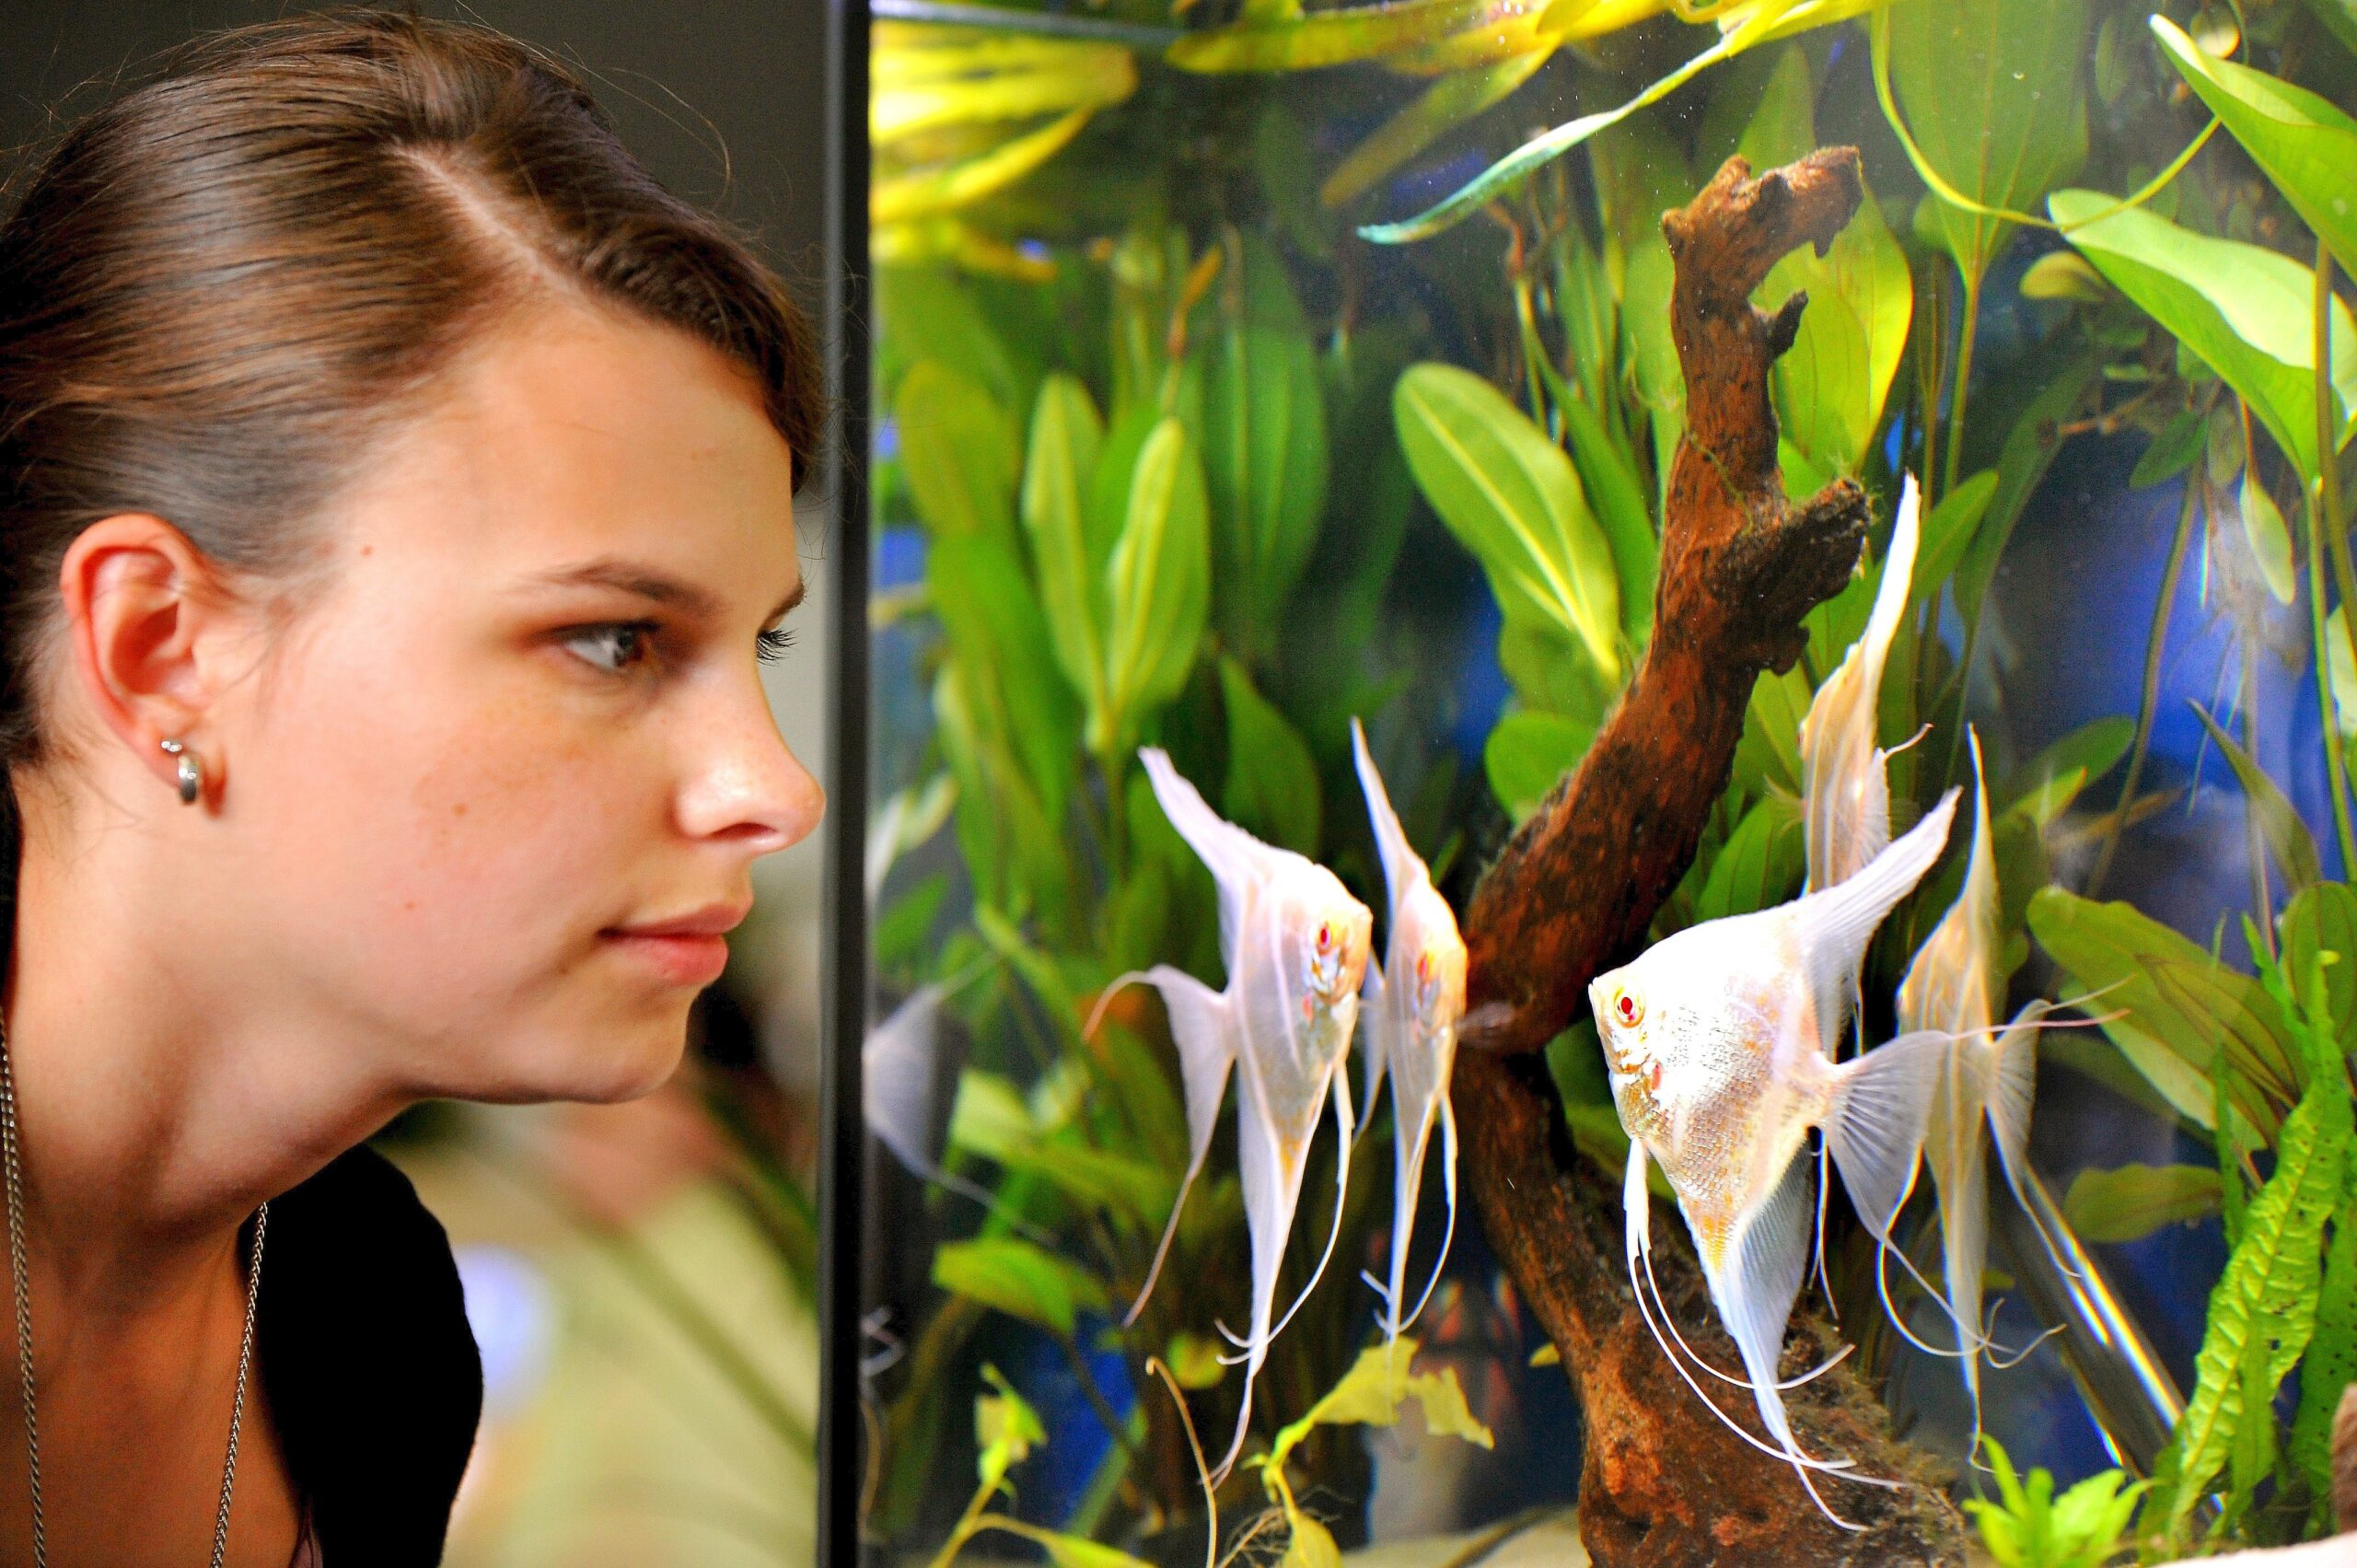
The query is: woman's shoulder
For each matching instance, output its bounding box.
[261,1143,484,1567]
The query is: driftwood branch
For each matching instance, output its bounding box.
[1455,151,1968,1566]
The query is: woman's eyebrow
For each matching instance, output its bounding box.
[523,555,804,623]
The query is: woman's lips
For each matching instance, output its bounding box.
[599,929,731,987]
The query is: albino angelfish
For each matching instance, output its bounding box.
[1798,472,1922,900]
[1350,719,1469,1346]
[1896,728,2063,1438]
[1091,748,1372,1480]
[1589,788,1959,1528]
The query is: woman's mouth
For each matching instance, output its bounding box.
[599,900,749,988]
[599,929,731,987]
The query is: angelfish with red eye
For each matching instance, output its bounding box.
[1349,719,1470,1353]
[1085,748,1371,1486]
[1585,789,1965,1533]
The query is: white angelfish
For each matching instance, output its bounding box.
[1896,727,2065,1439]
[1588,788,1960,1528]
[1090,748,1373,1481]
[1350,719,1469,1347]
[1798,471,1923,900]
[864,981,1047,1239]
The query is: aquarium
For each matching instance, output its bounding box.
[844,0,2357,1561]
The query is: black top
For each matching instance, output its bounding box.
[257,1144,483,1567]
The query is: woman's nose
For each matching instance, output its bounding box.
[674,679,826,854]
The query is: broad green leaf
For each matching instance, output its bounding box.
[2236,475,2296,605]
[1026,1529,1155,1568]
[877,267,1031,412]
[2061,1162,2222,1243]
[1732,45,1816,171]
[2191,703,2322,891]
[1097,416,1212,752]
[2008,714,2132,827]
[1484,708,1596,823]
[1022,374,1109,707]
[2052,189,2357,486]
[2130,408,2206,490]
[935,668,1070,926]
[2329,607,2357,739]
[1395,363,1621,681]
[2154,16,2357,280]
[1166,0,1504,72]
[1620,236,1684,502]
[898,359,1020,547]
[1202,243,1329,660]
[948,1069,1036,1163]
[1166,1330,1225,1389]
[2298,0,2357,57]
[1695,792,1805,922]
[1220,657,1322,854]
[2027,889,2296,1132]
[1887,0,2088,286]
[2018,250,2109,303]
[934,1237,1109,1336]
[1759,187,1912,477]
[1908,469,2000,617]
[1321,47,1553,208]
[1279,1515,1341,1568]
[1732,665,1811,801]
[2153,981,2350,1531]
[1559,395,1656,646]
[929,531,1080,826]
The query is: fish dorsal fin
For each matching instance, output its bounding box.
[1898,729,2000,1039]
[1352,718,1425,912]
[1141,747,1269,965]
[1798,474,1922,893]
[1119,965,1239,1325]
[1794,787,1959,1059]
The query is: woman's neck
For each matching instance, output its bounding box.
[4,803,407,1318]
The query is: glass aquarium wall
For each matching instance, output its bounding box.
[855,0,2357,1561]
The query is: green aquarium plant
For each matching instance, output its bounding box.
[856,0,2357,1559]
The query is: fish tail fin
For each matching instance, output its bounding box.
[1941,1132,1991,1435]
[1795,791,1960,1060]
[1124,967,1237,1327]
[1989,999,2079,1281]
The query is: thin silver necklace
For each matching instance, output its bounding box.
[0,1018,266,1568]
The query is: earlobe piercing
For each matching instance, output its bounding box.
[158,737,203,805]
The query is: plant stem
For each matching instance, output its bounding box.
[2305,459,2357,877]
[2243,653,2276,954]
[2091,480,2200,898]
[1944,267,1984,502]
[1056,1328,1147,1466]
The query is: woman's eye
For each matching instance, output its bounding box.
[563,622,656,674]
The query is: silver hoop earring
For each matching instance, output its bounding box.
[158,737,203,805]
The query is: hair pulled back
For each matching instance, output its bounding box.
[0,8,826,964]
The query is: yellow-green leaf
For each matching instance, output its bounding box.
[1321,46,1552,208]
[1097,416,1212,753]
[898,360,1019,546]
[2062,1162,2222,1243]
[935,1238,1109,1336]
[1167,0,1506,73]
[2154,15,2357,280]
[1022,374,1109,708]
[2052,190,2357,486]
[1394,363,1621,681]
[2236,474,2296,605]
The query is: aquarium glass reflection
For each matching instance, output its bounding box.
[858,0,2357,1560]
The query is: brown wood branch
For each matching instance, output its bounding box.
[1455,151,1969,1566]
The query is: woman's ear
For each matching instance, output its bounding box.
[54,514,246,804]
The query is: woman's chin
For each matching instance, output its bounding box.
[453,1019,691,1107]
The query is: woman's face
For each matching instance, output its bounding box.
[213,301,823,1105]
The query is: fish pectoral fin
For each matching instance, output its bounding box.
[1794,788,1960,1059]
[1824,1029,1946,1243]
[1623,1133,1652,1266]
[1124,967,1239,1326]
[1213,1102,1318,1484]
[1397,1092,1460,1337]
[1988,999,2049,1200]
[1268,1071,1356,1348]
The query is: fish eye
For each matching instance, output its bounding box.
[1316,922,1331,952]
[1415,951,1434,985]
[1613,989,1643,1028]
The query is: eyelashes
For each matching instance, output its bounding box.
[563,620,799,676]
[756,626,797,664]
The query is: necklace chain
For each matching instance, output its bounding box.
[0,1020,265,1568]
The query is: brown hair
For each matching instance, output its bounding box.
[0,7,826,959]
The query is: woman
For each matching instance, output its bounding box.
[0,10,828,1566]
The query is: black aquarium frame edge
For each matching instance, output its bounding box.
[818,0,872,1562]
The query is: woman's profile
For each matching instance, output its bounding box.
[0,9,827,1565]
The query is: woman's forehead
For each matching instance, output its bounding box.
[332,301,800,599]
